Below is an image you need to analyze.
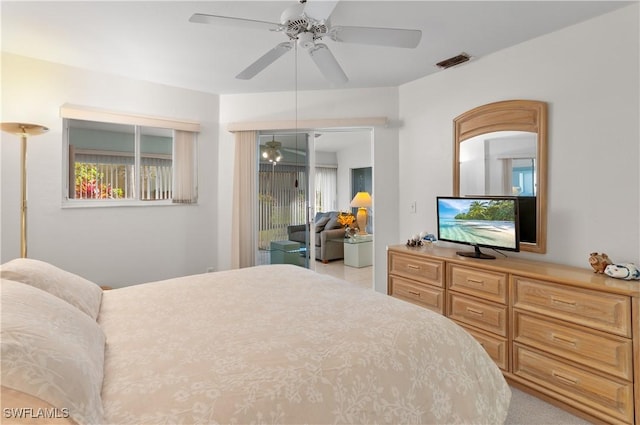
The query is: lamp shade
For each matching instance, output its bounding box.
[350,192,372,208]
[1,122,49,136]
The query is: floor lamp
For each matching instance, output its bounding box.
[1,122,49,258]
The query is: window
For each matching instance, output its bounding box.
[315,167,337,212]
[62,105,198,205]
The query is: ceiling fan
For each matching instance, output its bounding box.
[261,136,308,164]
[261,138,283,163]
[190,0,422,83]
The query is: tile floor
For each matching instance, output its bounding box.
[313,260,373,290]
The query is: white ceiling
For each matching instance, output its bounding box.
[1,1,632,95]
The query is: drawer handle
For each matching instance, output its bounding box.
[552,370,579,386]
[406,264,421,270]
[466,307,484,316]
[466,278,485,285]
[551,333,577,347]
[408,290,421,297]
[550,296,577,307]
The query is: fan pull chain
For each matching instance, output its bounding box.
[294,40,299,188]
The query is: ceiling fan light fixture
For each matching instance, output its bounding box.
[262,138,283,163]
[264,148,282,163]
[298,31,315,49]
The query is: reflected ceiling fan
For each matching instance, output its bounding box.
[261,138,283,163]
[190,0,422,83]
[261,136,307,164]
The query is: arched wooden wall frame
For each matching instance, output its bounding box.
[453,99,548,254]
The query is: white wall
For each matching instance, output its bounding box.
[398,4,640,268]
[218,87,398,293]
[1,53,220,287]
[335,131,373,210]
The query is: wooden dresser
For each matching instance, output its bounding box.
[387,244,640,425]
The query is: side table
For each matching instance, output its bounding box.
[343,235,373,268]
[270,240,304,266]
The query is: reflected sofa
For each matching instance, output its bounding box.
[287,211,346,263]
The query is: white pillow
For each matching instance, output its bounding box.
[0,279,106,425]
[0,258,102,319]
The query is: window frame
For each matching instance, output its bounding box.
[60,105,199,208]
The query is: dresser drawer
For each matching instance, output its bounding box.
[390,275,444,314]
[388,252,444,287]
[448,264,507,303]
[460,325,508,371]
[512,276,631,337]
[447,293,507,337]
[513,345,634,423]
[513,312,633,380]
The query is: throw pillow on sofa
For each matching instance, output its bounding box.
[315,216,331,232]
[325,216,343,230]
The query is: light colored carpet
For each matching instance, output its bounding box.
[505,387,592,424]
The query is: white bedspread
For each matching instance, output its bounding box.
[99,264,510,424]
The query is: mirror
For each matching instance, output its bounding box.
[453,100,547,253]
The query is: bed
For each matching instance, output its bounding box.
[1,258,511,424]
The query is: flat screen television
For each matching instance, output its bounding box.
[436,196,520,259]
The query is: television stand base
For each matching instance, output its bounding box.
[456,246,495,259]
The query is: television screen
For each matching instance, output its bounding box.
[437,196,520,259]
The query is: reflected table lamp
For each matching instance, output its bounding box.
[350,192,372,235]
[1,122,49,258]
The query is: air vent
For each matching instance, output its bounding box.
[436,53,471,69]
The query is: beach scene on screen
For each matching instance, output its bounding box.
[438,198,517,249]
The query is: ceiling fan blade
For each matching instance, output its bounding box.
[236,42,293,80]
[303,0,339,22]
[308,43,348,84]
[282,147,306,156]
[189,13,281,31]
[330,26,422,48]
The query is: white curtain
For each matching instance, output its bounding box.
[232,131,257,268]
[172,130,197,203]
[315,167,337,212]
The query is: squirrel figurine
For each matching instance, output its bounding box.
[588,252,612,274]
